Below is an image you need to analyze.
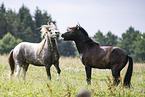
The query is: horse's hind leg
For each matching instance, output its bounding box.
[15,64,21,78]
[15,59,24,79]
[21,63,29,80]
[54,62,61,80]
[111,65,121,86]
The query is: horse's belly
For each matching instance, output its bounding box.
[94,63,110,69]
[91,59,110,69]
[25,57,44,66]
[82,56,110,69]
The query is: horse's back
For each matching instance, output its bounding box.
[13,42,43,64]
[84,46,127,69]
[13,42,39,55]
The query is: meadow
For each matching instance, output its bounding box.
[0,55,145,97]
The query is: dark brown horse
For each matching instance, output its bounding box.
[61,25,133,87]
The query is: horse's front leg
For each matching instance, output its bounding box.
[45,64,52,80]
[85,66,92,85]
[54,62,61,80]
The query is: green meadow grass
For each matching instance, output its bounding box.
[0,55,145,97]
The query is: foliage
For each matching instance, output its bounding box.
[93,30,118,46]
[133,33,145,62]
[0,3,7,38]
[116,27,144,62]
[57,39,76,57]
[117,27,141,55]
[0,56,145,96]
[93,30,106,45]
[0,33,22,54]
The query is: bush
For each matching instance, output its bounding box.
[57,39,76,57]
[0,33,22,54]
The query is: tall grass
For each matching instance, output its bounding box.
[0,55,145,96]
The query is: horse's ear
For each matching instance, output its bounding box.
[77,22,80,27]
[76,25,80,30]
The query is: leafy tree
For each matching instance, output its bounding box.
[57,39,76,57]
[0,33,22,54]
[0,3,7,38]
[16,5,35,42]
[34,7,43,28]
[105,31,118,46]
[93,30,106,45]
[117,26,141,55]
[93,30,118,46]
[5,9,18,36]
[133,33,145,62]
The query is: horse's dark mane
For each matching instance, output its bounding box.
[79,27,89,36]
[70,26,88,36]
[79,26,100,46]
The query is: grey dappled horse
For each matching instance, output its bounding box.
[8,22,61,80]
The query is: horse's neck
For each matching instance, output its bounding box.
[74,37,97,54]
[45,35,52,50]
[51,39,58,50]
[74,36,90,54]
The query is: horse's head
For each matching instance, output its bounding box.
[40,22,60,39]
[38,22,59,54]
[61,25,88,41]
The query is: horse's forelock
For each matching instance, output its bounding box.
[69,25,80,29]
[69,26,88,36]
[69,27,77,29]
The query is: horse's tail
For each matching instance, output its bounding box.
[8,49,15,77]
[123,55,133,87]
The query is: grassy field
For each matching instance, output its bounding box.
[0,55,145,97]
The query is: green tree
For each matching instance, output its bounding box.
[105,31,118,46]
[93,30,118,46]
[117,26,141,55]
[57,39,76,57]
[34,7,43,28]
[0,3,7,38]
[5,9,18,36]
[133,33,145,62]
[0,33,22,54]
[93,30,106,45]
[16,5,36,42]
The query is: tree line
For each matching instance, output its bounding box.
[0,3,145,62]
[0,3,76,57]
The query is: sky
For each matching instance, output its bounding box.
[0,0,145,37]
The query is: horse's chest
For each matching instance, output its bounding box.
[51,50,59,63]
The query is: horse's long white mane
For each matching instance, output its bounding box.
[40,22,58,36]
[38,22,58,54]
